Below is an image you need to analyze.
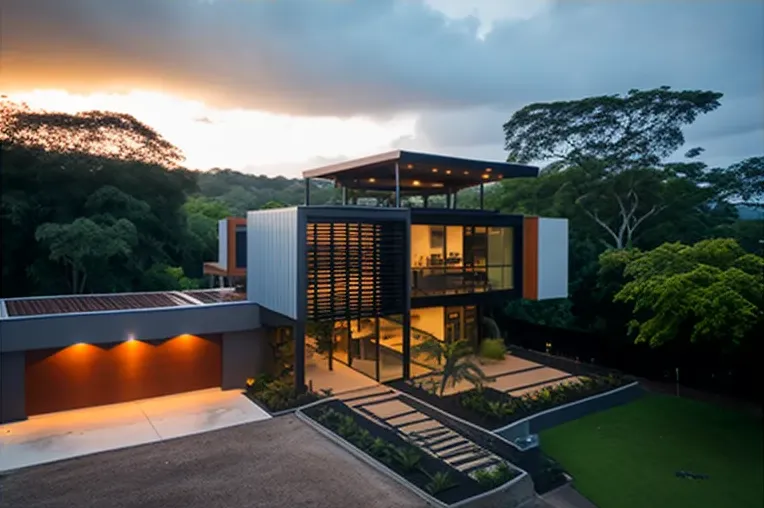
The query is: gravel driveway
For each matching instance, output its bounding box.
[0,415,427,508]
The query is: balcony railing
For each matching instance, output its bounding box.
[411,265,513,297]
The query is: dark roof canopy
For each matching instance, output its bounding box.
[302,150,538,194]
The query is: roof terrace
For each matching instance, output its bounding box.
[302,150,538,209]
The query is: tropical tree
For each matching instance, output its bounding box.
[413,338,489,396]
[502,87,724,249]
[601,238,764,349]
[35,217,138,293]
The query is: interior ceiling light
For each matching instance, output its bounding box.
[482,174,490,179]
[368,177,376,183]
[432,168,438,173]
[445,170,452,175]
[412,180,421,186]
[486,168,492,172]
[406,164,413,169]
[464,171,470,175]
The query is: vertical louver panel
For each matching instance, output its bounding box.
[306,219,406,321]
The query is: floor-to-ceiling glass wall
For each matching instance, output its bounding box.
[411,224,514,296]
[408,305,480,377]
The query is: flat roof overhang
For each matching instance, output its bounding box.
[302,150,539,194]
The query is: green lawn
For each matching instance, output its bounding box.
[540,394,763,508]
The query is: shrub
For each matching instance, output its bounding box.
[480,338,507,361]
[246,376,323,412]
[391,446,422,473]
[425,470,458,495]
[473,462,516,489]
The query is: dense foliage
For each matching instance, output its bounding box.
[1,87,761,396]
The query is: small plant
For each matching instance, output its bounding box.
[473,462,516,489]
[479,338,507,361]
[369,437,389,459]
[391,446,422,473]
[425,470,458,495]
[337,415,359,439]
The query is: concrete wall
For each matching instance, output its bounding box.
[536,218,569,300]
[0,352,25,423]
[221,329,270,390]
[0,301,259,353]
[247,207,300,319]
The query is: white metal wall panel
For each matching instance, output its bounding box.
[218,219,228,269]
[536,218,569,300]
[246,208,299,319]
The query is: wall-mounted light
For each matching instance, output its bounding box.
[412,180,421,186]
[497,174,504,179]
[482,174,490,180]
[406,164,413,169]
[485,168,492,173]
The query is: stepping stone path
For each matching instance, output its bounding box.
[338,385,506,476]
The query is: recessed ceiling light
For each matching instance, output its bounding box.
[369,177,376,183]
[412,180,421,186]
[432,168,438,173]
[464,171,470,175]
[486,168,492,173]
[406,164,413,169]
[445,170,452,175]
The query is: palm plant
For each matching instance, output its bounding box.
[413,337,490,396]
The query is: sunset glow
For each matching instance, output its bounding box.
[7,89,417,174]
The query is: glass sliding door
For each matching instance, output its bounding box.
[348,317,377,379]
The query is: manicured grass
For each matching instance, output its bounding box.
[540,395,763,508]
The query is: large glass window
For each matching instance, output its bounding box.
[378,314,404,382]
[411,224,514,296]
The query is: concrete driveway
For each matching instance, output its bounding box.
[0,388,270,472]
[0,415,426,508]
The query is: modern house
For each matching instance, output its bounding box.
[247,150,569,390]
[0,150,568,424]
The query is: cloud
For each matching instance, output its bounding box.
[2,0,762,171]
[3,0,762,119]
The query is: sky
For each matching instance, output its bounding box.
[2,0,762,177]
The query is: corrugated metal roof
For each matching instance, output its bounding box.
[182,289,246,304]
[3,292,194,317]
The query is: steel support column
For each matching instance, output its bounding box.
[394,162,401,207]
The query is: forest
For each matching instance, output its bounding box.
[1,87,762,398]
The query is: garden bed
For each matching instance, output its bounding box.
[301,399,522,505]
[245,375,328,414]
[393,374,630,430]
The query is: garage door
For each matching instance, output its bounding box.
[25,334,222,416]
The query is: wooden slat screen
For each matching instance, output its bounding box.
[306,219,406,321]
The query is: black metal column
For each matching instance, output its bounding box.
[341,186,348,205]
[294,322,305,391]
[394,162,401,207]
[304,178,311,206]
[479,183,484,210]
[374,316,381,381]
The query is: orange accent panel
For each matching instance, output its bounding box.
[25,334,222,416]
[227,217,247,277]
[523,217,539,300]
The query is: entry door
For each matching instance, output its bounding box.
[445,307,462,342]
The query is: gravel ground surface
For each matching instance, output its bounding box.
[0,415,428,508]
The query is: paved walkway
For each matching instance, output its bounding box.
[541,484,598,508]
[339,385,506,476]
[0,388,270,472]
